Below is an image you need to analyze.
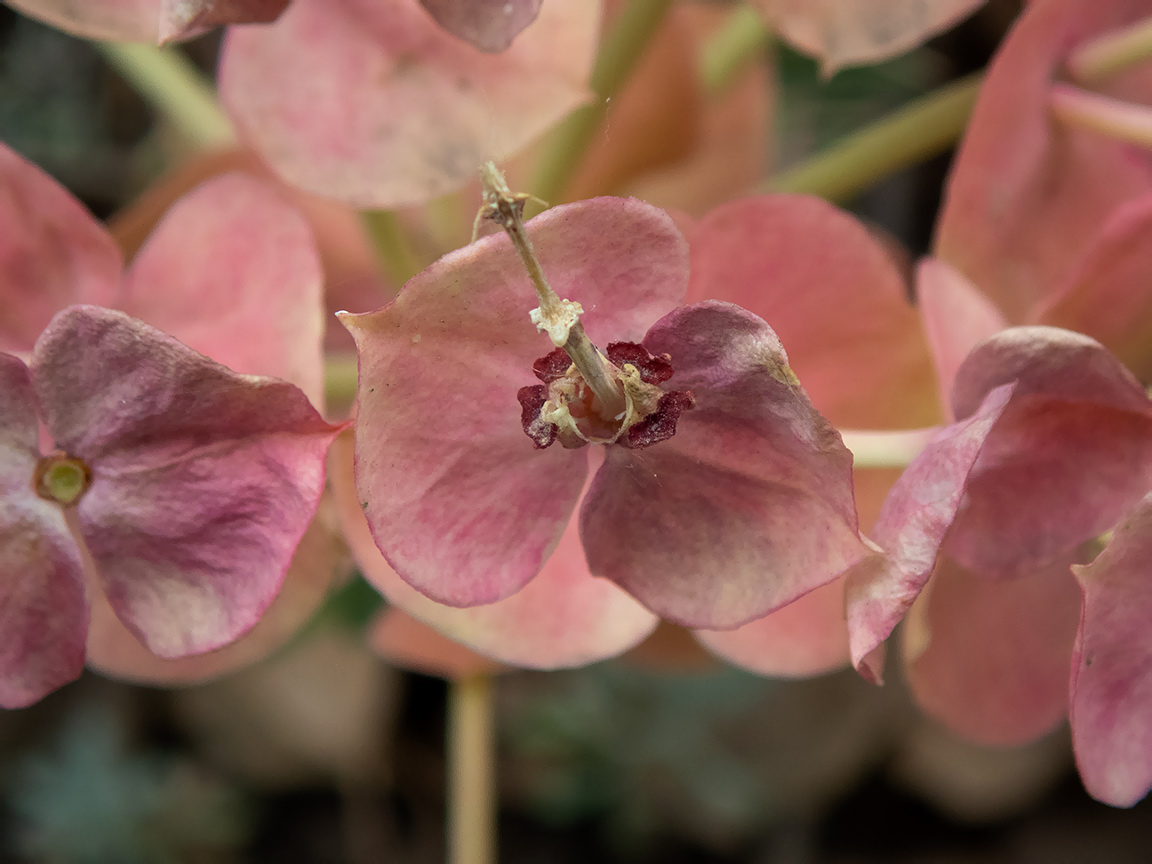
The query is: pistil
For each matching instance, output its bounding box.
[478,163,627,420]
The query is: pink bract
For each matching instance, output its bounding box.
[219,0,600,208]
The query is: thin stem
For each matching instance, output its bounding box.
[1068,15,1152,84]
[448,674,496,864]
[764,72,983,203]
[95,42,234,149]
[530,0,674,205]
[324,354,359,411]
[840,427,936,469]
[699,5,772,96]
[361,210,423,288]
[1050,83,1152,149]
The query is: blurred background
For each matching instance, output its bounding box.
[4,1,1152,861]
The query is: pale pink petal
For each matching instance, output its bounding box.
[695,576,850,678]
[220,0,600,207]
[0,354,88,707]
[915,257,1007,421]
[5,0,160,41]
[753,0,986,73]
[370,608,506,678]
[946,328,1152,578]
[582,301,867,629]
[121,173,326,408]
[340,198,687,607]
[331,432,657,667]
[159,0,289,42]
[1037,194,1152,383]
[0,143,120,354]
[1071,493,1152,807]
[30,306,340,659]
[846,385,1013,683]
[935,0,1152,322]
[906,555,1080,747]
[418,0,540,53]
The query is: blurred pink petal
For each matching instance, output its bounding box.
[340,198,685,607]
[582,301,866,629]
[220,0,600,207]
[120,172,326,407]
[695,577,850,678]
[159,0,289,42]
[418,0,541,53]
[0,354,88,707]
[753,0,986,73]
[935,0,1152,322]
[846,385,1012,683]
[31,306,340,658]
[370,608,506,678]
[915,257,1007,420]
[906,555,1081,746]
[4,0,160,41]
[1071,493,1152,807]
[0,143,120,354]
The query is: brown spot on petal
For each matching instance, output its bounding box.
[607,341,674,384]
[517,385,556,449]
[623,390,695,449]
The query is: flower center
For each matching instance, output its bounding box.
[518,342,694,449]
[34,453,92,506]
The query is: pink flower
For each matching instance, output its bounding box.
[338,196,871,664]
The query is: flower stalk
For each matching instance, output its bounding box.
[448,674,496,864]
[1049,83,1152,149]
[1068,15,1152,84]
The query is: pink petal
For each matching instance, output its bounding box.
[935,0,1152,322]
[331,431,657,667]
[1071,493,1152,807]
[753,0,986,73]
[0,354,88,707]
[0,143,121,354]
[686,195,939,430]
[915,257,1007,420]
[121,173,326,408]
[340,197,687,607]
[30,306,340,659]
[1037,193,1152,383]
[582,300,867,629]
[159,0,289,42]
[4,0,160,41]
[219,0,600,207]
[846,385,1013,683]
[370,608,506,678]
[694,576,850,678]
[906,555,1081,747]
[418,0,541,53]
[946,327,1152,578]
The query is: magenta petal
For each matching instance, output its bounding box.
[1070,493,1152,806]
[581,300,867,629]
[340,198,687,607]
[0,143,121,354]
[906,555,1081,747]
[30,306,339,658]
[159,0,289,42]
[5,0,160,41]
[121,173,325,407]
[418,0,541,52]
[0,354,88,707]
[846,385,1013,682]
[947,328,1152,578]
[220,0,599,207]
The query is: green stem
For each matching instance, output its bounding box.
[324,354,360,412]
[765,72,984,203]
[361,210,423,288]
[1068,14,1152,84]
[840,427,936,469]
[95,42,234,149]
[530,0,674,205]
[448,674,496,864]
[699,5,772,96]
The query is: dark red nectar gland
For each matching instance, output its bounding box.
[518,342,695,450]
[33,453,93,506]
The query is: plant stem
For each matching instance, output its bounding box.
[95,42,234,149]
[324,354,359,412]
[699,5,771,96]
[361,210,423,288]
[530,0,674,205]
[448,674,496,864]
[1068,14,1152,84]
[840,427,936,469]
[1049,83,1152,149]
[765,72,983,203]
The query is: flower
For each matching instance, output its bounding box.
[338,195,871,662]
[2,0,289,42]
